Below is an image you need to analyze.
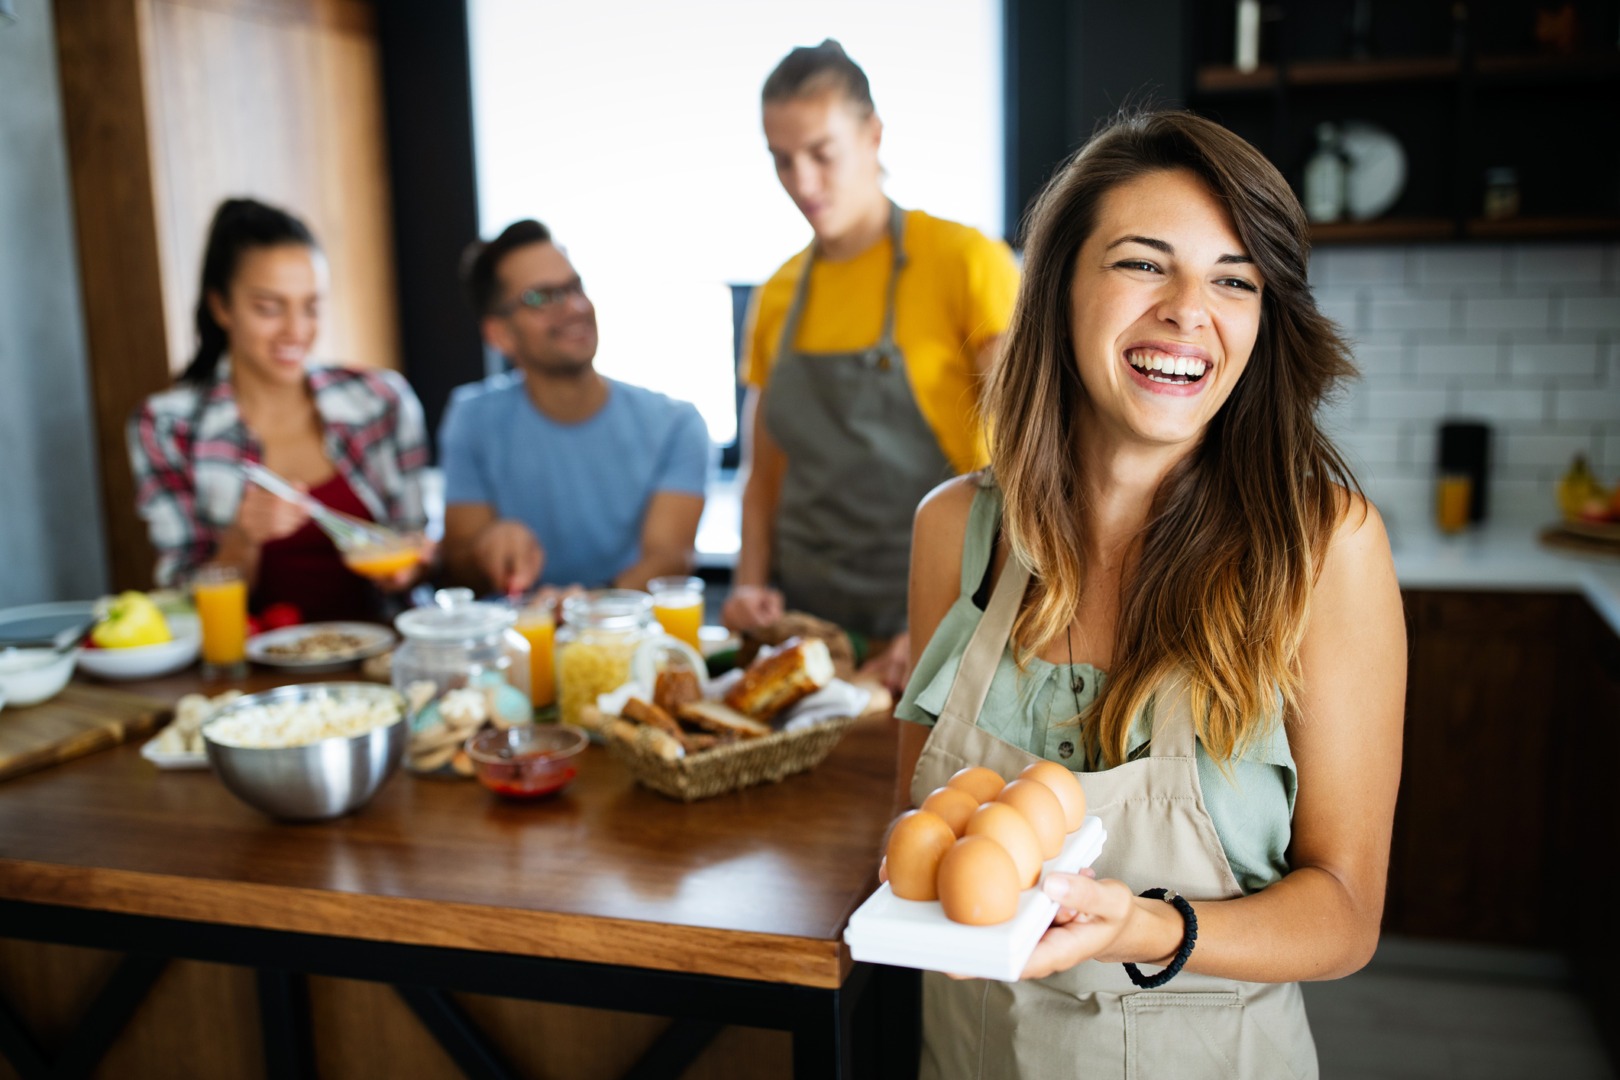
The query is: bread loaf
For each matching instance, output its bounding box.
[622,696,683,738]
[654,669,703,715]
[723,638,834,722]
[675,700,772,739]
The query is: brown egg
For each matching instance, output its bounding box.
[921,786,980,837]
[1020,760,1088,832]
[995,779,1065,859]
[964,802,1043,888]
[937,836,1021,926]
[884,809,957,901]
[946,765,1006,804]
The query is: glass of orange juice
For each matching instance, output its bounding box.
[514,599,556,710]
[648,576,705,651]
[192,565,248,678]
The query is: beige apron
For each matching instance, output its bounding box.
[910,556,1319,1080]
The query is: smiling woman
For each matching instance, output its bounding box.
[896,111,1406,1079]
[127,199,432,621]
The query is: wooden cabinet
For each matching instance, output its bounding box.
[1182,0,1620,243]
[1385,591,1572,944]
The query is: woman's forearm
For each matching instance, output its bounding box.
[1103,865,1382,983]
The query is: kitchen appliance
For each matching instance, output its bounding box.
[1438,420,1491,524]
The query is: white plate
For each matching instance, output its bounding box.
[77,614,201,681]
[246,622,395,671]
[1340,120,1407,222]
[844,817,1107,981]
[139,735,208,770]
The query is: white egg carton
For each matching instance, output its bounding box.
[844,816,1107,982]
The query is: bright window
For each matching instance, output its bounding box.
[468,0,1004,447]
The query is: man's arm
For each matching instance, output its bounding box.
[612,491,705,591]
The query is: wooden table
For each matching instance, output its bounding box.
[0,672,914,1078]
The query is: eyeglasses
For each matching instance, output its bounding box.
[500,279,588,315]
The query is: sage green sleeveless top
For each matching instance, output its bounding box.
[897,481,1297,893]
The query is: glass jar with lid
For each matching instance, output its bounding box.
[555,589,654,730]
[393,588,531,774]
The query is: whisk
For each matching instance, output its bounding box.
[240,461,405,552]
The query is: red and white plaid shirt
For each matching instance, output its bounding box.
[128,361,430,587]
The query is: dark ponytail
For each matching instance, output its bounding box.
[181,198,318,385]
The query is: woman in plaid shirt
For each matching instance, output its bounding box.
[128,199,430,621]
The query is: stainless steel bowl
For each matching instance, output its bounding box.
[202,682,407,822]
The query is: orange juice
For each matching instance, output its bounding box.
[1436,473,1472,534]
[515,610,556,708]
[343,543,423,579]
[648,576,705,651]
[193,567,247,671]
[652,596,703,650]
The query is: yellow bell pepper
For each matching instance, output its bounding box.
[92,591,173,649]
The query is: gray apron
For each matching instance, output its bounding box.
[762,203,954,640]
[910,556,1319,1080]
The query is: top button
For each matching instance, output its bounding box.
[1058,740,1075,759]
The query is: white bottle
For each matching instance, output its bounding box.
[1303,123,1348,224]
[1235,0,1262,72]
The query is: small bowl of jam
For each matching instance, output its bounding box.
[465,724,587,799]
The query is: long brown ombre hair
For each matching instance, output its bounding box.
[986,110,1360,767]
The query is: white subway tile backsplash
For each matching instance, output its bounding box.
[1559,295,1620,331]
[1410,339,1503,378]
[1366,296,1454,332]
[1600,433,1620,475]
[1347,339,1406,376]
[1461,295,1554,332]
[1288,242,1616,529]
[1505,340,1604,379]
[1416,246,1506,286]
[1312,248,1410,287]
[1510,245,1607,285]
[1453,386,1549,423]
[1336,425,1407,467]
[1496,431,1600,469]
[1315,292,1360,331]
[1552,384,1620,423]
[1485,479,1558,526]
[1363,387,1449,421]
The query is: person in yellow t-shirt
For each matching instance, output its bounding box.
[721,39,1020,692]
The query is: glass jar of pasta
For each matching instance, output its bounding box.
[556,589,654,731]
[393,588,531,775]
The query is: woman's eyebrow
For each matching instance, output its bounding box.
[1105,235,1253,265]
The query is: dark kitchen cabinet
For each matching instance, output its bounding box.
[1384,590,1576,944]
[1181,0,1620,242]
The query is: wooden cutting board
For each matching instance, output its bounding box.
[0,682,171,783]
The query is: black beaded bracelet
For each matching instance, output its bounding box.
[1123,888,1198,989]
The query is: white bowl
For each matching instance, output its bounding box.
[0,647,79,707]
[76,614,202,681]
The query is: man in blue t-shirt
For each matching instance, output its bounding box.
[440,219,710,595]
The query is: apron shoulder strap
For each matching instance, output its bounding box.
[937,548,1028,729]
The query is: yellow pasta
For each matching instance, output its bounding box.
[557,638,636,729]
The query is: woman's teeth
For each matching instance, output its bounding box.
[1126,350,1207,383]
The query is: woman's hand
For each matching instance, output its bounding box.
[1019,870,1180,981]
[722,584,784,632]
[374,537,438,593]
[234,484,310,546]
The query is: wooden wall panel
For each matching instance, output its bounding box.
[54,0,398,589]
[140,0,399,375]
[52,0,169,593]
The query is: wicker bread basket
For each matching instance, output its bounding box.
[589,706,860,801]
